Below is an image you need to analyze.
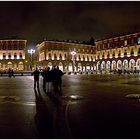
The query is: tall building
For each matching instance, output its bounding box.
[0,39,27,71]
[36,40,96,72]
[95,32,140,72]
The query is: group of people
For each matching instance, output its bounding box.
[32,66,65,95]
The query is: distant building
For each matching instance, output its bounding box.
[95,32,140,72]
[36,40,96,72]
[0,39,27,71]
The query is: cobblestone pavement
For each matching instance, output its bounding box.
[0,74,140,138]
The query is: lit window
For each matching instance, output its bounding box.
[138,37,140,44]
[124,40,127,46]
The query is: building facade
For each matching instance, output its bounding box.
[0,39,27,71]
[95,32,140,73]
[36,40,96,72]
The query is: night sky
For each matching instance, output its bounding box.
[0,1,140,47]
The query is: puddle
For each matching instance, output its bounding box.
[63,95,84,101]
[0,96,20,102]
[125,94,140,99]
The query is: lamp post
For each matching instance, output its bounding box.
[28,49,35,71]
[70,50,76,73]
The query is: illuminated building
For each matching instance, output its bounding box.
[0,39,27,71]
[95,32,140,72]
[36,40,96,72]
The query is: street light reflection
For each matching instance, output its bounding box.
[70,95,83,100]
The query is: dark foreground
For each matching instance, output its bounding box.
[0,74,140,138]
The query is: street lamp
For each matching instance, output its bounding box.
[28,49,35,71]
[70,50,76,73]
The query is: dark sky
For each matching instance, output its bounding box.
[0,1,140,47]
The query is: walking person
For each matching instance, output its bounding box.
[32,67,40,89]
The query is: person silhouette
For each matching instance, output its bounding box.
[41,68,47,91]
[11,69,15,77]
[51,66,65,95]
[32,67,40,89]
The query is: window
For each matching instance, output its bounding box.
[138,37,140,44]
[87,56,89,61]
[124,40,127,46]
[64,54,67,59]
[79,55,81,61]
[19,52,22,59]
[102,52,105,59]
[19,46,23,50]
[131,38,134,45]
[124,49,127,56]
[8,43,12,50]
[131,49,134,56]
[59,54,62,60]
[14,45,17,50]
[83,55,85,60]
[107,52,110,58]
[54,54,57,60]
[3,53,6,59]
[98,54,100,59]
[112,51,115,58]
[118,50,121,57]
[138,48,140,55]
[48,53,51,59]
[2,44,6,50]
[91,56,93,61]
[14,53,17,59]
[8,53,11,59]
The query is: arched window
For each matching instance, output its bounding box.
[98,53,100,59]
[107,52,110,58]
[79,55,81,61]
[118,50,121,57]
[102,52,105,59]
[138,48,140,55]
[19,52,22,59]
[3,53,6,59]
[91,56,93,61]
[130,48,134,56]
[48,53,51,59]
[87,56,89,61]
[64,54,67,59]
[124,49,127,57]
[54,54,57,60]
[112,51,115,58]
[83,55,85,60]
[8,53,11,59]
[14,53,17,59]
[59,54,62,60]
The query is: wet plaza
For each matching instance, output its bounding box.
[0,74,140,138]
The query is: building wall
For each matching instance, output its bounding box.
[0,40,27,71]
[95,32,140,72]
[36,41,96,72]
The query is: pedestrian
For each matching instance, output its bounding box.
[11,69,15,78]
[51,66,65,95]
[45,67,52,93]
[32,67,40,89]
[8,68,11,78]
[41,68,47,91]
